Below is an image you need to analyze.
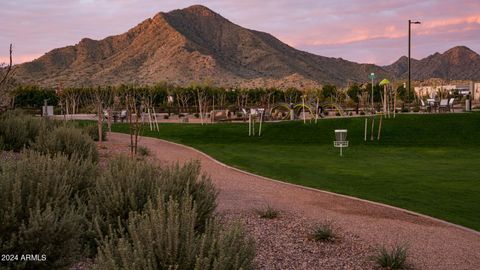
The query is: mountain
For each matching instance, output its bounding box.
[12,5,388,88]
[11,5,480,88]
[384,46,480,81]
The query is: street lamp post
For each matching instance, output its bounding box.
[408,20,421,104]
[369,72,375,113]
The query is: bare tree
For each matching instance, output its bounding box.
[236,89,248,109]
[125,88,141,156]
[196,86,208,125]
[0,44,14,112]
[259,88,273,110]
[216,88,227,109]
[89,86,114,144]
[59,87,82,119]
[176,88,192,113]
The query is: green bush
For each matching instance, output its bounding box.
[138,146,150,156]
[33,126,98,162]
[0,151,96,214]
[89,158,217,235]
[312,221,336,242]
[195,221,255,270]
[83,124,107,142]
[89,156,160,233]
[2,204,86,270]
[0,151,96,269]
[12,85,59,109]
[0,113,47,151]
[158,161,217,231]
[256,205,280,219]
[0,111,83,153]
[94,195,255,270]
[372,244,409,270]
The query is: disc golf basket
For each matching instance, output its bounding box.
[334,129,349,156]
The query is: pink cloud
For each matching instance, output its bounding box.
[1,0,479,65]
[0,53,42,65]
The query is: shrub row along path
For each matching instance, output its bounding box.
[105,132,480,270]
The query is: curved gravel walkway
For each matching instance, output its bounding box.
[105,133,480,270]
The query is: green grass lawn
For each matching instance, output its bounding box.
[110,113,480,231]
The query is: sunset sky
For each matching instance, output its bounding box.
[1,0,479,65]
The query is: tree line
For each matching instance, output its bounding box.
[9,82,415,113]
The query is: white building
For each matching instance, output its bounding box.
[414,82,480,102]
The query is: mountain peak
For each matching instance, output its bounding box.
[176,5,218,16]
[443,46,479,61]
[445,46,475,54]
[384,45,480,80]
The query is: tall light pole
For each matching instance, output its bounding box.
[369,72,375,112]
[408,20,421,103]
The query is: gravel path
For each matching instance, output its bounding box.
[104,133,480,270]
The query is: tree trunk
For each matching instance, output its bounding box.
[97,102,103,144]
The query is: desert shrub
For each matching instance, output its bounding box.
[0,151,96,269]
[89,156,160,232]
[138,146,150,156]
[312,221,336,242]
[0,113,47,151]
[83,124,107,142]
[0,151,96,216]
[33,126,98,162]
[372,244,409,270]
[94,195,255,270]
[256,205,280,219]
[89,158,217,235]
[0,204,86,270]
[158,161,217,230]
[195,221,255,270]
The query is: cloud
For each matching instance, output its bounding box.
[0,0,479,65]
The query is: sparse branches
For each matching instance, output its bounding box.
[236,88,248,109]
[216,87,227,109]
[175,87,193,113]
[123,86,142,156]
[0,44,14,112]
[196,86,208,125]
[283,87,301,104]
[89,86,114,144]
[259,88,274,109]
[0,44,13,86]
